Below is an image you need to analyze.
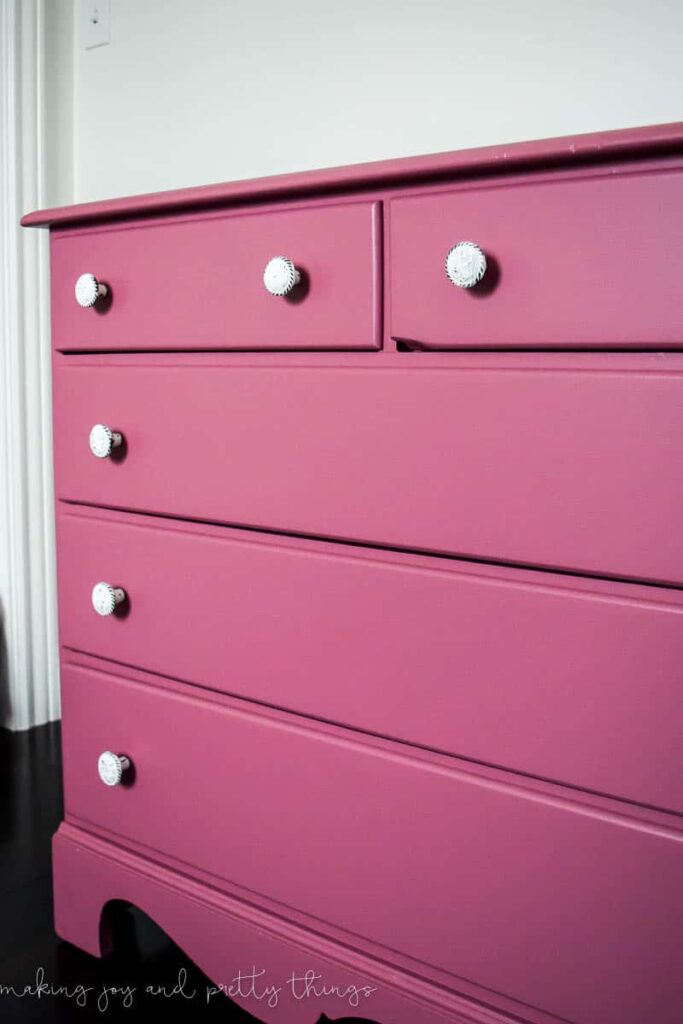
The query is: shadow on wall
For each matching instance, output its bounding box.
[0,598,10,729]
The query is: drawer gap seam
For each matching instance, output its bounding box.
[59,498,683,594]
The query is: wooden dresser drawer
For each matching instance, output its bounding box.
[50,201,381,351]
[57,509,683,813]
[62,663,683,1024]
[54,361,683,585]
[390,169,683,349]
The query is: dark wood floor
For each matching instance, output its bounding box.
[0,722,262,1021]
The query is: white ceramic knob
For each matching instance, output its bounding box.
[89,423,123,459]
[445,242,487,289]
[98,751,131,787]
[263,256,301,297]
[75,273,108,308]
[91,582,126,617]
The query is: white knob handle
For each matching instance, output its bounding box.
[445,242,487,289]
[263,256,301,297]
[89,423,123,459]
[98,751,131,787]
[92,582,126,617]
[75,273,109,308]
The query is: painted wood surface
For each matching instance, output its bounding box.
[50,202,381,351]
[28,121,683,1024]
[57,508,683,814]
[54,361,683,585]
[60,665,683,1024]
[54,821,541,1024]
[390,169,683,348]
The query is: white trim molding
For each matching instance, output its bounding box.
[0,0,60,730]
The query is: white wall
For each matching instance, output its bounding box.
[66,0,683,205]
[45,0,74,207]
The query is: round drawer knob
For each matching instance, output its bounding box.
[445,242,487,289]
[98,751,131,787]
[91,582,126,617]
[89,423,123,459]
[75,273,108,308]
[263,256,301,297]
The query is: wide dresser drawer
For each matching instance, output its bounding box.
[57,508,683,814]
[55,361,683,585]
[390,169,683,349]
[50,201,381,351]
[62,663,683,1024]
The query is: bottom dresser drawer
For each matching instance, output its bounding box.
[61,663,683,1024]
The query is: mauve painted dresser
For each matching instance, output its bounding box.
[23,123,683,1024]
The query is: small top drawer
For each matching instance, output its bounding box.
[50,201,381,351]
[390,169,683,349]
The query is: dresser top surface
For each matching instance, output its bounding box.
[22,121,683,230]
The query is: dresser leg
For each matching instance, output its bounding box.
[52,824,117,958]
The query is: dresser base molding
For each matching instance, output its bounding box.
[53,823,549,1024]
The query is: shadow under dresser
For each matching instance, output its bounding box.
[22,122,683,1024]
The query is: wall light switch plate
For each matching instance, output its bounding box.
[82,0,110,50]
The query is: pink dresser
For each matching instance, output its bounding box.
[23,123,683,1024]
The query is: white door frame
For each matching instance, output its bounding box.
[0,0,60,730]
